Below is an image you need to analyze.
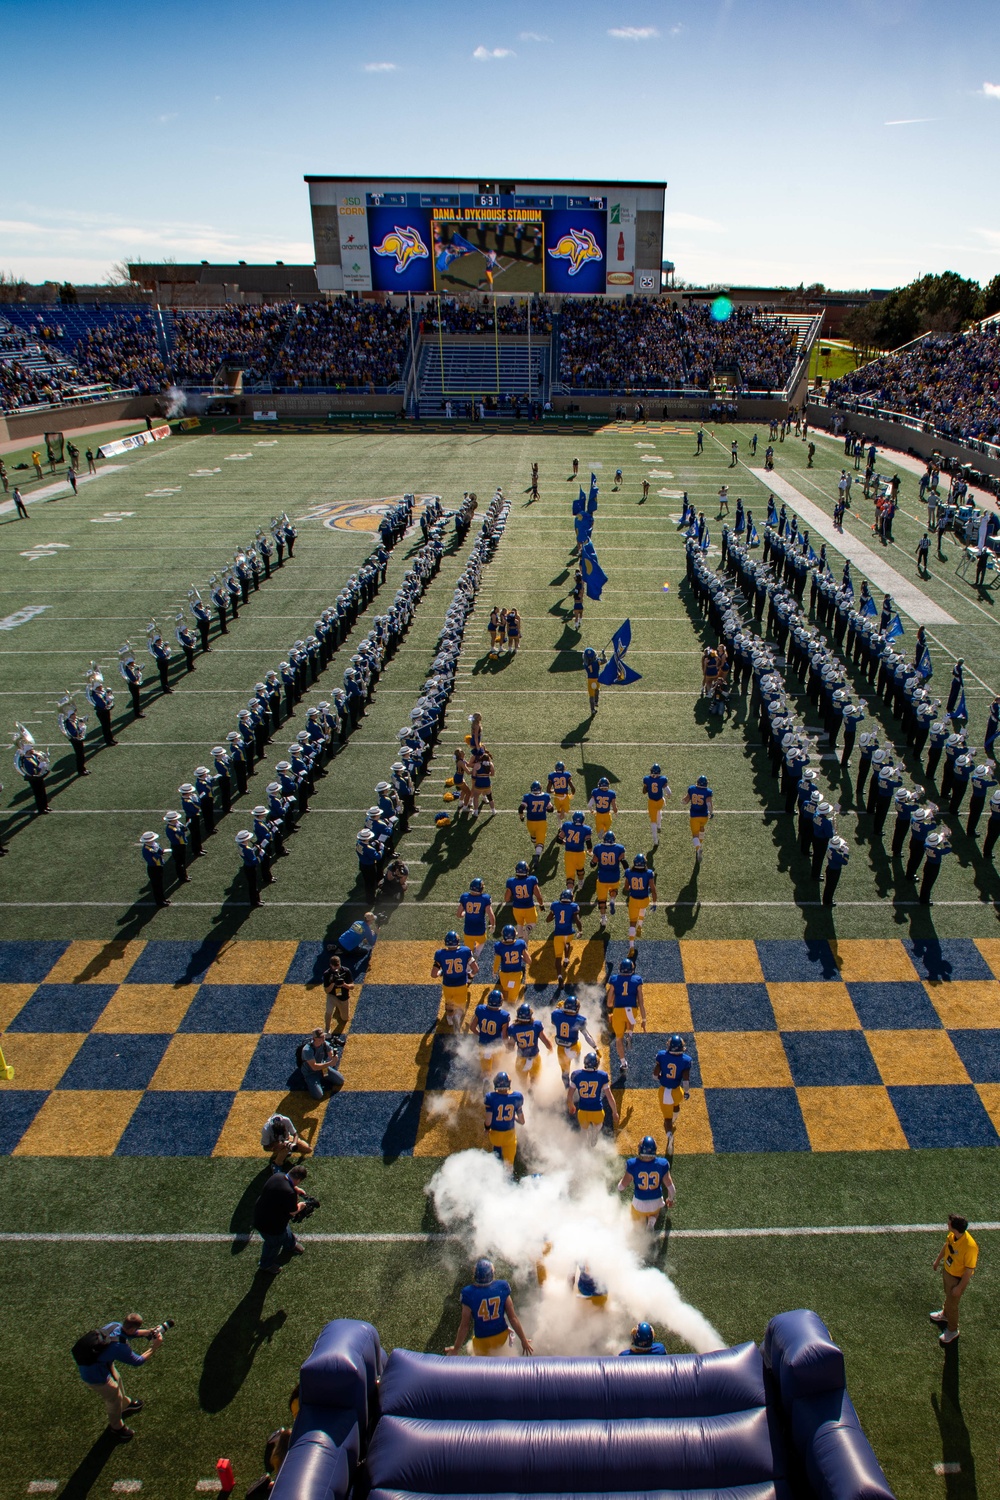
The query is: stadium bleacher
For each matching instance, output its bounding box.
[828,324,1000,446]
[558,299,800,393]
[273,300,409,390]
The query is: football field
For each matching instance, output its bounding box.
[1,418,998,1498]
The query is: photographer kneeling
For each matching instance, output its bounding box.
[299,1027,344,1101]
[261,1111,313,1170]
[72,1313,164,1443]
[253,1163,314,1275]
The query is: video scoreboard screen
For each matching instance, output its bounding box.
[305,177,666,298]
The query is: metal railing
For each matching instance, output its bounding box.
[809,392,1000,463]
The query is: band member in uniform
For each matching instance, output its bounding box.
[147,623,173,694]
[85,662,116,746]
[14,724,50,813]
[210,575,229,634]
[140,830,169,906]
[119,644,144,718]
[189,588,212,652]
[163,810,191,883]
[175,613,197,672]
[212,745,233,814]
[57,695,89,776]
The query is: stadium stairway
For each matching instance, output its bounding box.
[271,1313,894,1500]
[414,335,549,417]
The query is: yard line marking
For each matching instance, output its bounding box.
[747,469,956,626]
[0,1225,995,1246]
[0,899,994,910]
[111,1484,142,1494]
[195,1483,223,1493]
[933,1463,961,1475]
[27,1484,59,1494]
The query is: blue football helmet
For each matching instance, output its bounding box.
[650,762,661,775]
[474,1258,495,1285]
[603,828,616,843]
[584,1051,599,1070]
[444,930,460,948]
[563,993,580,1014]
[632,852,647,869]
[598,776,610,789]
[638,1135,657,1158]
[572,810,586,825]
[515,860,529,876]
[668,1033,686,1054]
[631,1321,654,1350]
[502,924,517,941]
[516,1002,532,1021]
[620,957,635,975]
[697,774,709,788]
[561,888,573,901]
[494,1072,511,1092]
[487,988,504,1007]
[469,876,484,893]
[530,780,542,794]
[554,760,566,773]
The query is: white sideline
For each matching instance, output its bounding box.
[0,1225,996,1246]
[747,470,956,626]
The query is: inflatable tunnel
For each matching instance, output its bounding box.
[271,1311,894,1500]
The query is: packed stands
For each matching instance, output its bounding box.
[169,304,293,382]
[426,295,553,336]
[73,310,166,394]
[0,315,103,411]
[828,325,1000,446]
[558,299,799,392]
[272,300,409,389]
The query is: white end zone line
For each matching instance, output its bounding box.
[0,1225,996,1245]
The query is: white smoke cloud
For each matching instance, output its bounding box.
[427,1034,724,1358]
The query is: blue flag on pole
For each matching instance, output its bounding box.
[885,613,904,641]
[985,699,999,757]
[748,523,760,547]
[954,689,967,722]
[808,544,819,564]
[588,473,599,505]
[860,594,877,618]
[572,488,586,516]
[767,497,778,527]
[580,541,608,600]
[598,619,642,685]
[700,526,711,554]
[575,511,594,546]
[917,644,933,680]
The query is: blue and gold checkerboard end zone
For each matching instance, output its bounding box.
[2,938,1000,1157]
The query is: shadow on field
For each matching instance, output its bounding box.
[413,817,488,898]
[424,1267,470,1353]
[57,1427,120,1499]
[199,1274,288,1413]
[931,1342,976,1500]
[229,1166,273,1254]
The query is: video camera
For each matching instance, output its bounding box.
[295,1196,321,1221]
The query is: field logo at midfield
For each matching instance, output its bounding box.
[373,226,429,275]
[548,228,603,277]
[298,494,440,533]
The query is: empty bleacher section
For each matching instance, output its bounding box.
[828,324,1000,447]
[272,300,409,390]
[558,298,803,394]
[414,336,548,416]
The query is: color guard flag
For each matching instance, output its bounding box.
[598,619,642,685]
[885,613,904,641]
[580,541,608,600]
[860,594,877,618]
[588,473,599,505]
[575,510,593,546]
[917,644,933,680]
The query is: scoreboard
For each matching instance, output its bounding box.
[305,177,666,298]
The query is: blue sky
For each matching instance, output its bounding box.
[1,0,999,291]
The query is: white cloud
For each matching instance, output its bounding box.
[982,81,1000,99]
[663,211,724,233]
[519,31,551,41]
[363,61,397,72]
[884,117,937,126]
[473,45,515,59]
[608,25,659,39]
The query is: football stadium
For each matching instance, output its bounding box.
[3,11,1000,1500]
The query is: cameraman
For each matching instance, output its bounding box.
[253,1163,310,1275]
[72,1313,162,1442]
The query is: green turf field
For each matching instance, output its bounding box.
[809,338,862,385]
[1,418,999,1498]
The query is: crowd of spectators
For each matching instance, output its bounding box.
[0,323,86,410]
[558,299,798,392]
[74,313,166,395]
[272,301,408,389]
[425,295,553,336]
[828,325,1000,447]
[170,304,293,382]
